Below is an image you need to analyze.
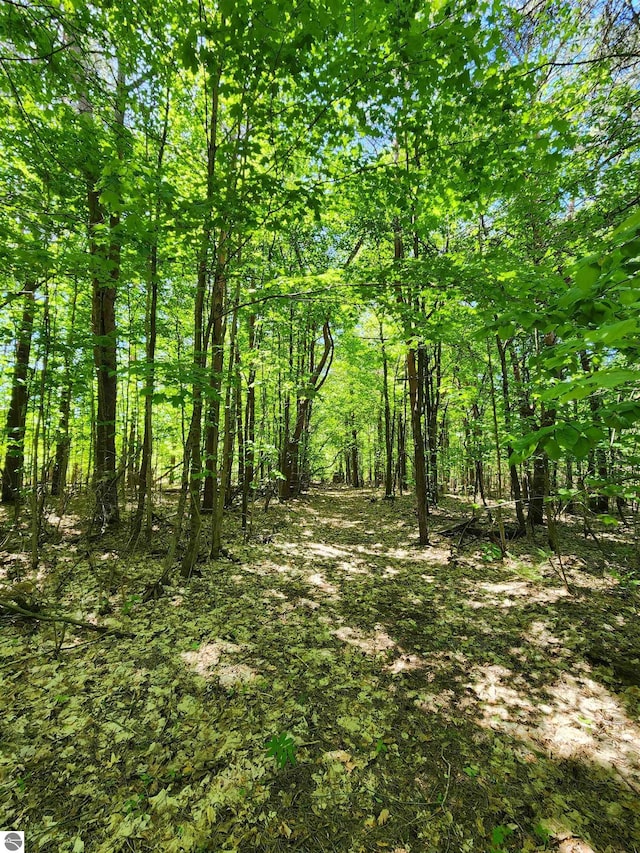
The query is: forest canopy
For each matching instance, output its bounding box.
[1,0,639,549]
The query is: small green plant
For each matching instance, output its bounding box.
[124,793,146,814]
[122,594,141,614]
[490,823,515,852]
[481,543,502,563]
[374,738,387,756]
[266,733,296,768]
[533,822,551,846]
[463,764,480,777]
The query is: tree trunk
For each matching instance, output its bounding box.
[89,66,126,529]
[529,335,558,527]
[51,279,79,498]
[2,281,37,503]
[242,314,257,532]
[407,347,430,544]
[424,342,441,504]
[129,84,167,546]
[394,217,428,544]
[181,67,221,576]
[350,418,360,488]
[580,351,609,513]
[496,335,526,532]
[280,322,333,499]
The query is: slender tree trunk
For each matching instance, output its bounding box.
[280,322,333,500]
[380,328,394,498]
[394,218,428,544]
[130,90,170,547]
[180,261,207,575]
[181,66,221,576]
[278,312,294,498]
[211,282,238,558]
[496,335,526,532]
[227,339,243,507]
[51,279,78,498]
[204,257,227,558]
[350,417,360,488]
[397,410,407,495]
[89,67,125,528]
[90,200,120,528]
[580,351,609,513]
[2,281,37,503]
[423,343,441,504]
[529,334,558,527]
[30,295,50,571]
[407,346,429,544]
[242,314,257,532]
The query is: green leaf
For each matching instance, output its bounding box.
[266,733,296,767]
[585,319,637,345]
[612,208,640,239]
[575,262,600,292]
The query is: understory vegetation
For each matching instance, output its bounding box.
[1,0,640,850]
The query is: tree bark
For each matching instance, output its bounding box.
[2,281,37,503]
[407,346,430,544]
[89,66,126,528]
[279,322,333,499]
[496,335,527,532]
[580,351,609,513]
[181,66,222,576]
[393,217,428,544]
[241,314,257,532]
[380,324,394,498]
[51,279,79,498]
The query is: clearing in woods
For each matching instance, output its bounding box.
[2,487,640,852]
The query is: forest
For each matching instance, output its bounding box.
[1,0,640,850]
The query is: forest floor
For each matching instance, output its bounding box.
[1,487,640,853]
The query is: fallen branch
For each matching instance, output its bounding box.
[0,600,135,638]
[438,518,479,537]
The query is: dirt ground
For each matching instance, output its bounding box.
[1,486,640,852]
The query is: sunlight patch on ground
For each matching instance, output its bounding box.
[337,560,370,576]
[262,588,287,600]
[385,545,449,564]
[241,558,298,577]
[416,689,456,712]
[385,653,426,674]
[181,640,242,677]
[296,597,321,610]
[463,579,570,610]
[477,580,531,596]
[468,664,535,725]
[333,624,397,655]
[558,837,596,852]
[524,620,563,648]
[307,542,354,560]
[542,674,640,782]
[218,664,258,688]
[307,572,339,597]
[322,517,365,529]
[466,664,640,789]
[322,749,358,772]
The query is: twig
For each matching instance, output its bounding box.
[0,600,135,637]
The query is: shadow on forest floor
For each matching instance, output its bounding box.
[1,486,640,852]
